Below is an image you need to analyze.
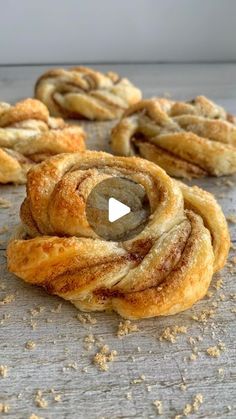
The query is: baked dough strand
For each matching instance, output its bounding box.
[111,96,236,178]
[0,98,86,184]
[35,67,142,120]
[7,152,230,319]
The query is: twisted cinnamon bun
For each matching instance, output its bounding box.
[0,99,86,184]
[7,152,229,319]
[35,67,142,121]
[111,96,236,178]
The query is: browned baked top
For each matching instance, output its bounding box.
[0,98,86,184]
[35,66,142,121]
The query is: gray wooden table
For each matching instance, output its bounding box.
[0,64,236,419]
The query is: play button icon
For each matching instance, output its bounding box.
[86,177,151,241]
[108,198,131,223]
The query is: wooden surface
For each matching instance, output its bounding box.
[0,64,236,419]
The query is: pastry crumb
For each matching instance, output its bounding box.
[0,198,12,208]
[189,353,197,361]
[34,390,48,409]
[29,415,44,419]
[206,346,221,357]
[29,306,45,317]
[0,365,8,378]
[131,375,146,384]
[226,214,236,223]
[84,334,95,350]
[25,340,36,350]
[193,394,203,412]
[192,308,215,323]
[0,403,10,413]
[50,303,62,313]
[117,320,139,338]
[0,225,9,234]
[77,313,97,325]
[214,278,224,290]
[66,362,78,370]
[93,345,117,371]
[126,391,132,400]
[0,294,15,305]
[153,400,163,415]
[218,368,224,376]
[177,393,203,417]
[159,325,187,343]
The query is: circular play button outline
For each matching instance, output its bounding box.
[86,177,151,242]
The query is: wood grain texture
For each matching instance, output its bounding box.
[0,64,236,419]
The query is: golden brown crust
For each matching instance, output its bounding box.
[7,152,230,319]
[111,96,236,178]
[0,99,86,184]
[35,66,142,121]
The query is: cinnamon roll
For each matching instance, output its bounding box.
[111,96,236,178]
[0,99,86,184]
[7,152,229,319]
[35,67,142,121]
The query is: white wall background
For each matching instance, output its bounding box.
[0,0,236,65]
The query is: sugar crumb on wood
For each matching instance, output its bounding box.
[0,225,9,234]
[50,303,62,313]
[0,403,10,413]
[191,307,215,323]
[226,214,236,223]
[0,198,12,208]
[126,391,132,400]
[76,313,97,325]
[0,365,8,378]
[0,293,15,305]
[131,374,146,384]
[117,320,139,338]
[84,333,95,350]
[93,345,117,371]
[153,400,163,415]
[34,390,48,409]
[25,340,36,350]
[175,393,203,418]
[50,388,62,402]
[29,305,45,317]
[63,362,78,372]
[159,325,187,343]
[206,342,226,358]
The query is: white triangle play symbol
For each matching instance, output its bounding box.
[108,197,131,223]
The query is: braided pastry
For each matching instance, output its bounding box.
[7,151,229,319]
[35,66,142,121]
[111,96,236,178]
[0,98,86,184]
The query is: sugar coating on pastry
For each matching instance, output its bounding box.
[35,67,142,121]
[0,98,86,184]
[7,151,229,319]
[111,96,236,178]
